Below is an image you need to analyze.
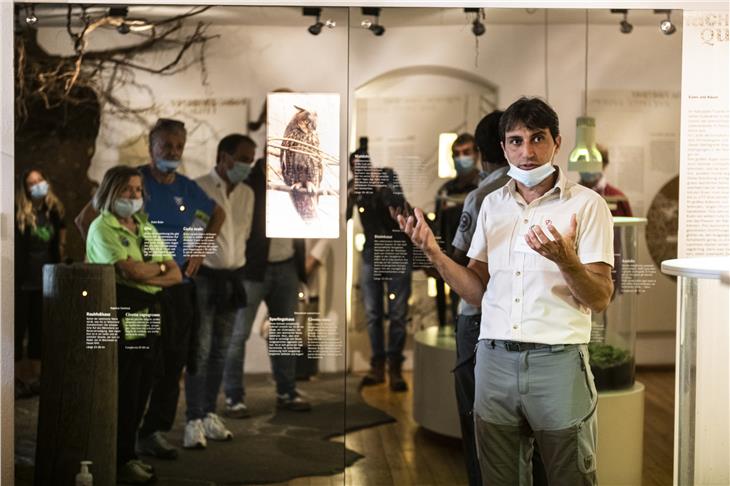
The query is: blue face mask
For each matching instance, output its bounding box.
[454,156,475,174]
[113,198,144,218]
[29,181,49,200]
[226,162,253,184]
[505,147,557,188]
[580,172,602,187]
[155,159,181,174]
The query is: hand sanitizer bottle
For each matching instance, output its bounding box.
[75,460,93,486]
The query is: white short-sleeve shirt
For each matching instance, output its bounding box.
[196,169,255,270]
[467,167,614,344]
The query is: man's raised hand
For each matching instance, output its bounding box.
[397,207,439,258]
[525,213,580,267]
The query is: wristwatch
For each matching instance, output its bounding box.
[159,262,167,275]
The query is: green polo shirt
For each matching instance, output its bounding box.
[86,210,172,294]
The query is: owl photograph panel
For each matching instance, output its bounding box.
[266,93,340,238]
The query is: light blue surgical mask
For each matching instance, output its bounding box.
[113,198,143,218]
[505,147,557,188]
[29,181,49,200]
[580,172,602,187]
[454,156,475,175]
[226,161,253,184]
[155,158,181,174]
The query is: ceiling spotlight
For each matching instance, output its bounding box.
[308,21,323,35]
[303,7,323,35]
[361,7,385,36]
[302,7,334,36]
[24,5,37,25]
[655,9,676,35]
[611,9,633,34]
[465,8,486,37]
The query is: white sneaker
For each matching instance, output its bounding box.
[224,399,251,419]
[203,413,233,441]
[183,419,207,449]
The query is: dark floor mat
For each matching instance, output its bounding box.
[15,373,393,485]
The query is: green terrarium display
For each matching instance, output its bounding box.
[587,217,647,392]
[588,342,635,391]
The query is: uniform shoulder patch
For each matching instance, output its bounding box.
[458,212,472,233]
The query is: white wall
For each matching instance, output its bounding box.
[0,2,15,482]
[37,17,352,373]
[30,10,684,376]
[348,20,682,367]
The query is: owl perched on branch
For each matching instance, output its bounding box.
[281,106,323,221]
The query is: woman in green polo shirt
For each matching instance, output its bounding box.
[86,165,181,485]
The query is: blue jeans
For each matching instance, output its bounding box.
[185,274,241,421]
[359,247,411,365]
[223,259,299,401]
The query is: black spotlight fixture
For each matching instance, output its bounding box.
[303,7,334,35]
[303,7,323,35]
[361,7,385,36]
[465,8,486,37]
[610,9,633,34]
[109,6,131,34]
[655,9,676,35]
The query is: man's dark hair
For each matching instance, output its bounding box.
[149,118,186,146]
[475,110,506,166]
[452,133,475,151]
[499,97,560,142]
[217,134,256,162]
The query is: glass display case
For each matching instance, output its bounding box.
[661,257,730,486]
[589,217,647,391]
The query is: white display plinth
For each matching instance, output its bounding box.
[596,383,645,486]
[662,257,730,486]
[412,326,461,438]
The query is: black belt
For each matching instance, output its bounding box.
[491,340,554,352]
[268,257,294,266]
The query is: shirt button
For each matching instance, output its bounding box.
[513,324,519,329]
[523,218,529,224]
[515,298,520,303]
[515,271,521,276]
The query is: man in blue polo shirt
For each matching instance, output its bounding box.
[76,118,225,459]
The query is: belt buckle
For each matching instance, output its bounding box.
[504,341,521,352]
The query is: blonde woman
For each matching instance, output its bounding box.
[14,168,66,398]
[86,165,181,485]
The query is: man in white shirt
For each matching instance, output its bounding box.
[399,97,614,485]
[183,134,256,449]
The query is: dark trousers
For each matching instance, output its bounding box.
[454,314,483,486]
[117,336,158,465]
[138,281,196,438]
[454,314,548,486]
[15,289,43,360]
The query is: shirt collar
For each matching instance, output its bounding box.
[101,210,149,231]
[210,166,227,188]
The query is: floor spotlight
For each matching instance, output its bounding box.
[611,9,633,34]
[361,7,385,36]
[464,8,486,37]
[655,9,676,35]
